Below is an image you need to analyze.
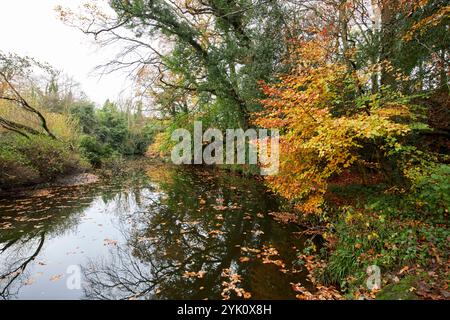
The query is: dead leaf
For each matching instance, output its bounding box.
[50,274,62,282]
[239,257,250,263]
[399,266,409,274]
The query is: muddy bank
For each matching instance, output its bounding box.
[0,172,100,198]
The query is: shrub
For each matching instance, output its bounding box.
[0,133,88,189]
[78,135,114,166]
[405,163,450,217]
[316,207,449,293]
[0,143,39,187]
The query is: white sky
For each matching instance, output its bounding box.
[0,0,133,105]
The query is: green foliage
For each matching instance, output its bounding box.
[95,100,129,153]
[78,135,114,167]
[69,101,98,135]
[0,133,88,188]
[317,206,449,292]
[406,163,450,217]
[70,100,157,165]
[104,0,289,129]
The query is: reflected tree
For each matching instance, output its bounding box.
[83,166,306,300]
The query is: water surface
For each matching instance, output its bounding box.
[0,162,311,300]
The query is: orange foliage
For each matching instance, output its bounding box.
[254,38,411,214]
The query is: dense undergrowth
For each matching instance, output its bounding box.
[0,134,88,188]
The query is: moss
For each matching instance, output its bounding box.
[376,275,420,300]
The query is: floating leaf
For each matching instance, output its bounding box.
[239,256,250,263]
[50,274,62,282]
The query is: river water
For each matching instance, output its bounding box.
[0,162,312,300]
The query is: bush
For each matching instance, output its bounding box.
[316,206,449,293]
[0,143,40,187]
[78,135,114,166]
[71,100,154,157]
[406,163,450,217]
[0,133,88,189]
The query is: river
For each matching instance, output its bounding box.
[0,161,313,300]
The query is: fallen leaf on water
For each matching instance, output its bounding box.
[221,268,251,300]
[208,229,224,236]
[183,270,206,279]
[268,212,297,224]
[0,222,13,230]
[251,230,264,236]
[260,245,286,269]
[212,205,228,211]
[239,257,250,263]
[104,238,118,246]
[240,247,261,254]
[24,278,36,286]
[50,274,62,282]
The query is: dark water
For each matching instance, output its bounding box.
[0,162,312,300]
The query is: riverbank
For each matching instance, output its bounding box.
[137,158,450,300]
[0,134,90,192]
[1,155,448,300]
[290,179,449,300]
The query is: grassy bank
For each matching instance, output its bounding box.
[0,133,89,190]
[296,174,449,300]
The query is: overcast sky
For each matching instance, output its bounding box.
[0,0,133,105]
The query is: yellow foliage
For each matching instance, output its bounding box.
[0,94,81,145]
[146,132,171,158]
[45,112,81,145]
[404,5,450,41]
[254,39,411,214]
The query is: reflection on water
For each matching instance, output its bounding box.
[0,162,312,300]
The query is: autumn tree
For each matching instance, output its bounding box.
[254,37,419,214]
[0,53,56,139]
[59,0,291,129]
